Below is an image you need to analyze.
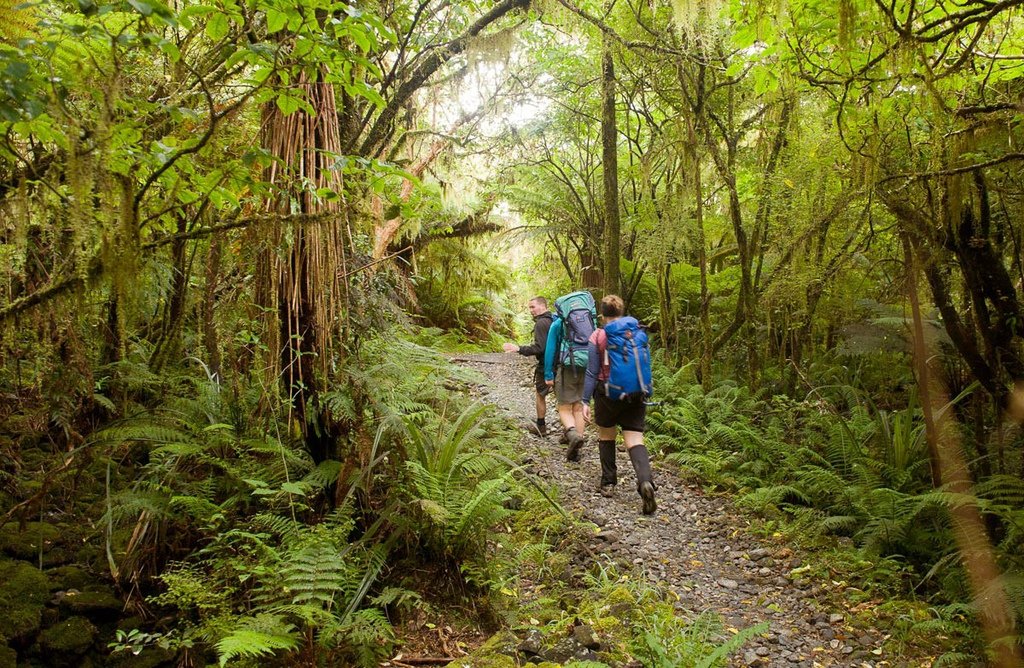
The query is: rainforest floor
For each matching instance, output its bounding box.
[430,352,941,668]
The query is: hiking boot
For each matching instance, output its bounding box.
[566,430,583,462]
[600,483,616,498]
[639,481,657,515]
[558,430,569,445]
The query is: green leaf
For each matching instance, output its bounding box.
[158,39,180,62]
[127,0,154,15]
[265,7,287,34]
[276,93,300,115]
[280,481,306,495]
[206,13,229,41]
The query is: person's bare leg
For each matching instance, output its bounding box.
[557,403,576,431]
[535,392,546,421]
[572,402,585,434]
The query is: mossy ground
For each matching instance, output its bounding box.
[0,522,61,562]
[38,616,97,654]
[0,559,51,641]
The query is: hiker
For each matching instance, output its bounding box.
[543,291,597,461]
[503,297,554,436]
[582,294,657,515]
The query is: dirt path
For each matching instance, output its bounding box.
[454,352,894,668]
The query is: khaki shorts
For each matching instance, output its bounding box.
[533,364,550,396]
[554,367,586,404]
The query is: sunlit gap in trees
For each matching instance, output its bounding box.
[419,51,549,228]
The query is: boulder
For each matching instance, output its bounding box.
[0,522,61,562]
[58,588,123,619]
[47,566,94,592]
[0,559,51,641]
[38,616,96,655]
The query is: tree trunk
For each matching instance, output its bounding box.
[202,232,223,380]
[260,71,347,463]
[149,215,189,373]
[601,29,620,296]
[688,117,712,392]
[904,232,942,487]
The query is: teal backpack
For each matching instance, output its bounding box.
[553,291,597,369]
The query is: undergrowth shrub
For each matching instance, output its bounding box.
[401,403,514,586]
[91,334,541,665]
[647,376,1024,660]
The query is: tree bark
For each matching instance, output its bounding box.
[202,232,223,379]
[601,28,620,296]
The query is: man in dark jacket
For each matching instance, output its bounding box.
[503,296,554,435]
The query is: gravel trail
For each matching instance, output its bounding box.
[453,352,895,668]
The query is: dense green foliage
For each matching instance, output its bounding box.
[4,0,1024,663]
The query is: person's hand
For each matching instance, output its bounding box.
[545,380,554,388]
[582,403,591,424]
[502,342,519,353]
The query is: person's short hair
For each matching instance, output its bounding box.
[530,296,547,308]
[600,294,625,318]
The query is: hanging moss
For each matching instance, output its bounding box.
[670,0,724,39]
[466,27,516,66]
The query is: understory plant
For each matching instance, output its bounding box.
[514,555,766,667]
[646,375,1024,659]
[92,333,539,665]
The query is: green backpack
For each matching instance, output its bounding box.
[553,291,597,368]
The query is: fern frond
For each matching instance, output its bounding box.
[215,616,300,666]
[0,0,37,42]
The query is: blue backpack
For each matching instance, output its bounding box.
[603,316,653,399]
[554,291,596,369]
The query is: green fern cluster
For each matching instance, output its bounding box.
[102,334,548,665]
[650,377,1024,655]
[90,372,401,667]
[400,403,513,584]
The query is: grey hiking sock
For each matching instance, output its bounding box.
[628,445,653,490]
[599,440,617,486]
